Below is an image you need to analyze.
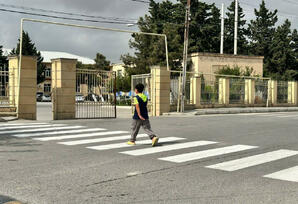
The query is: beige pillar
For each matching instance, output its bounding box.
[52,58,77,120]
[288,81,297,104]
[190,76,201,108]
[80,84,88,96]
[218,78,229,105]
[151,66,170,116]
[245,79,255,105]
[9,56,37,120]
[268,80,277,105]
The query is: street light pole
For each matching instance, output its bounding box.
[234,0,238,55]
[180,0,191,113]
[220,3,225,55]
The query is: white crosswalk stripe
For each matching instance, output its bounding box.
[34,131,129,141]
[0,123,49,127]
[120,141,218,156]
[59,134,148,146]
[275,115,298,118]
[4,122,297,184]
[158,145,258,163]
[206,149,298,171]
[0,124,66,130]
[263,166,298,182]
[87,137,185,150]
[14,128,106,137]
[0,125,75,135]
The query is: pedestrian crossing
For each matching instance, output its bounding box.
[1,122,298,184]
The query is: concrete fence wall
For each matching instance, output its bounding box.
[147,68,298,115]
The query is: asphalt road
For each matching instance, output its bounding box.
[1,111,298,204]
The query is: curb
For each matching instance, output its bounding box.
[194,107,298,115]
[3,202,23,204]
[163,107,298,116]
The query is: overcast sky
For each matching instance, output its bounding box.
[0,0,297,63]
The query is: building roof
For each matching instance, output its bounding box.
[2,48,95,64]
[190,52,264,59]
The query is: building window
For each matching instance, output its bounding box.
[117,70,123,77]
[44,84,51,93]
[45,69,51,78]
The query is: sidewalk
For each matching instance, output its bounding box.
[163,107,298,116]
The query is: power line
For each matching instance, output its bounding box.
[283,0,298,6]
[240,1,298,19]
[0,3,138,22]
[129,0,150,4]
[0,8,138,25]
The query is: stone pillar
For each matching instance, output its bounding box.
[190,76,201,108]
[52,58,77,120]
[9,56,37,120]
[151,66,170,116]
[268,80,277,105]
[288,81,297,104]
[245,79,255,105]
[80,84,88,96]
[218,78,229,105]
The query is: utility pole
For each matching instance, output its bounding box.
[180,0,191,113]
[234,0,238,55]
[220,3,225,55]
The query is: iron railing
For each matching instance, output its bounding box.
[200,74,219,105]
[277,81,288,104]
[76,69,116,119]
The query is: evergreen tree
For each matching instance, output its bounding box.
[11,31,46,84]
[224,1,248,55]
[248,0,278,76]
[121,0,222,74]
[292,29,298,70]
[94,53,111,71]
[270,20,297,80]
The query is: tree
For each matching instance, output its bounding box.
[121,0,222,75]
[0,45,8,70]
[269,20,297,80]
[116,75,131,92]
[94,53,110,71]
[224,1,249,55]
[248,0,278,76]
[11,31,46,84]
[292,29,298,71]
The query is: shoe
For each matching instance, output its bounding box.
[152,136,159,147]
[127,141,136,145]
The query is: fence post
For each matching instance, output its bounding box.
[9,56,37,120]
[51,58,77,120]
[150,66,170,116]
[268,80,277,105]
[190,76,201,108]
[218,78,229,105]
[288,81,297,105]
[245,79,255,105]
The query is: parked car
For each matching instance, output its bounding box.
[76,94,85,103]
[36,92,43,102]
[42,95,51,102]
[85,93,100,102]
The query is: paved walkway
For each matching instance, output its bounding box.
[163,107,298,116]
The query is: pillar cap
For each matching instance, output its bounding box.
[51,58,78,62]
[150,65,167,70]
[8,55,38,60]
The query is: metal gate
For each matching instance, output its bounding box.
[131,74,152,113]
[76,69,116,119]
[0,67,15,108]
